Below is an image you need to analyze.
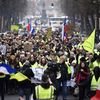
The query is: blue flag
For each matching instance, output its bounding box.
[0,64,17,74]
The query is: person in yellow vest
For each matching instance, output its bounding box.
[88,53,96,72]
[30,55,38,68]
[35,74,55,100]
[39,57,48,69]
[90,67,100,98]
[0,72,6,100]
[19,52,26,68]
[65,60,72,94]
[91,84,100,100]
[92,55,100,69]
[89,54,100,76]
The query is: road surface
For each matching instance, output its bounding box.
[4,95,78,100]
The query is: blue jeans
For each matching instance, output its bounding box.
[19,88,31,100]
[57,80,67,100]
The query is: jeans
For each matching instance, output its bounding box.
[57,80,67,100]
[19,88,31,100]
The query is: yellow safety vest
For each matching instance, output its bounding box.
[31,62,38,68]
[91,76,100,91]
[89,62,94,71]
[78,55,82,64]
[35,85,55,100]
[93,61,100,68]
[57,56,60,63]
[65,62,72,74]
[19,62,23,68]
[0,73,5,78]
[67,65,72,74]
[39,65,48,70]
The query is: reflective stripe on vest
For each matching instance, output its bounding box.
[0,74,5,78]
[93,61,100,68]
[35,85,54,100]
[91,76,100,91]
[78,55,82,64]
[31,62,38,68]
[57,56,60,63]
[65,62,72,74]
[68,65,72,74]
[19,62,23,68]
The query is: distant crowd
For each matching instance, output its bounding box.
[0,30,100,100]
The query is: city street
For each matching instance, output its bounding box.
[5,95,78,100]
[0,0,100,100]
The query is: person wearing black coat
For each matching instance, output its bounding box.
[0,73,5,100]
[18,63,34,100]
[57,55,69,100]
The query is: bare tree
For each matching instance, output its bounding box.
[60,0,97,34]
[0,0,28,32]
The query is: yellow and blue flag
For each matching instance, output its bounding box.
[10,72,30,82]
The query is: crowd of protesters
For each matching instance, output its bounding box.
[0,30,100,100]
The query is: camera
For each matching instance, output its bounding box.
[47,62,61,73]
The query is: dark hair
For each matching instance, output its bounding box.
[93,67,100,76]
[80,57,86,62]
[79,61,88,72]
[69,57,75,64]
[40,57,46,66]
[97,54,100,60]
[41,74,50,89]
[42,74,48,83]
